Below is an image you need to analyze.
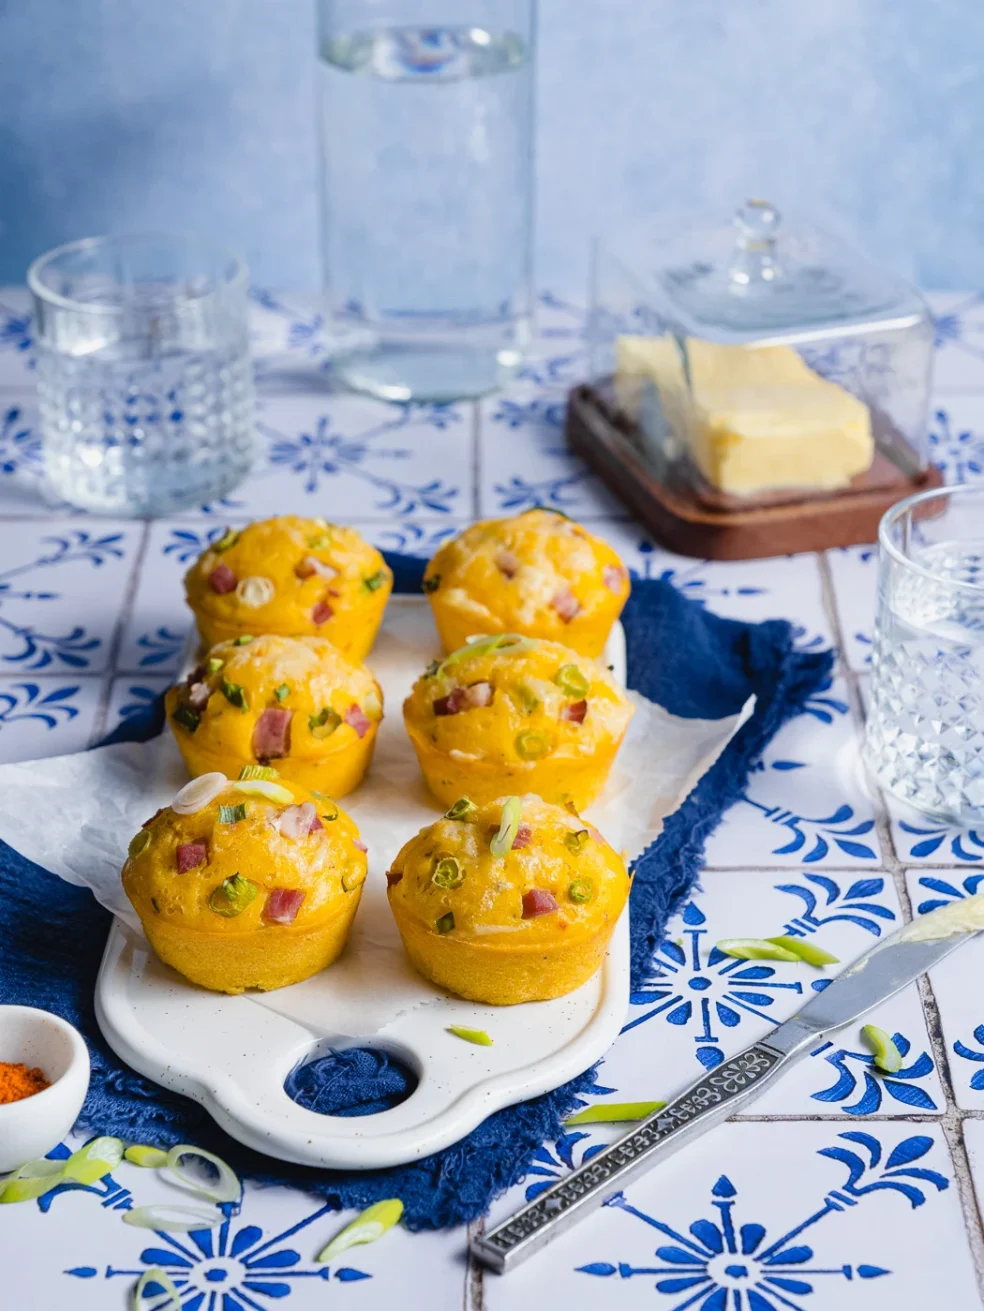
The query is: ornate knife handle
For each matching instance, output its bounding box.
[472,1041,787,1275]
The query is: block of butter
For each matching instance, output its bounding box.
[615,335,874,496]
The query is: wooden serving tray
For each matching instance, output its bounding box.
[566,381,943,561]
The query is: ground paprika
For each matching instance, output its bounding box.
[0,1061,50,1104]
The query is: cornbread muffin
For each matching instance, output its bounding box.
[403,635,633,810]
[123,773,369,993]
[423,509,630,657]
[386,794,629,1004]
[184,516,392,658]
[166,634,382,798]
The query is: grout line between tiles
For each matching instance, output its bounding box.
[88,521,151,746]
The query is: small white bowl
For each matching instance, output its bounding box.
[0,1006,90,1173]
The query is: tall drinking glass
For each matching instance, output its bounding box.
[317,0,535,402]
[29,234,254,517]
[865,484,984,824]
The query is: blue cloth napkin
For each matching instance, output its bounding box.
[0,552,833,1229]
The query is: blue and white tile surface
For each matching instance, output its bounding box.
[4,287,984,1309]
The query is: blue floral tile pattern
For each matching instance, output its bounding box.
[0,676,102,762]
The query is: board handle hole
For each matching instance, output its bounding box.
[284,1043,418,1116]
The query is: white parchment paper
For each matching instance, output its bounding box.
[0,599,752,1037]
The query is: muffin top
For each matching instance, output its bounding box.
[184,516,392,635]
[423,509,629,641]
[386,794,629,946]
[123,774,368,935]
[403,635,633,766]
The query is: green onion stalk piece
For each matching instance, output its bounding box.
[342,867,367,892]
[445,797,478,822]
[510,684,541,715]
[554,664,590,698]
[564,1100,666,1126]
[309,707,342,739]
[312,792,339,820]
[515,730,549,761]
[274,683,290,702]
[235,779,294,804]
[206,656,224,675]
[564,829,589,855]
[308,530,334,549]
[133,1266,182,1311]
[209,873,258,917]
[436,911,455,934]
[862,1024,903,1073]
[213,528,240,552]
[128,829,152,858]
[0,1158,66,1203]
[539,506,572,520]
[766,935,840,967]
[439,633,535,675]
[239,763,279,781]
[715,938,801,963]
[221,679,249,711]
[447,1026,493,1046]
[232,634,254,646]
[165,1145,240,1204]
[172,705,201,733]
[316,1198,404,1263]
[432,856,465,890]
[123,1203,223,1233]
[567,878,594,904]
[62,1136,125,1185]
[423,659,441,678]
[362,570,387,592]
[422,574,440,593]
[490,796,522,857]
[124,1145,169,1169]
[218,802,248,825]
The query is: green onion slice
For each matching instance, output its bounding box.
[235,779,294,804]
[447,1026,493,1046]
[0,1158,66,1203]
[221,679,249,711]
[206,656,224,675]
[445,797,477,822]
[422,574,440,593]
[432,856,465,890]
[165,1145,240,1204]
[308,530,334,549]
[218,802,248,825]
[309,707,342,739]
[128,829,151,858]
[439,633,535,674]
[239,764,279,781]
[63,1136,124,1185]
[862,1024,903,1073]
[316,1198,404,1262]
[490,796,522,857]
[124,1145,169,1169]
[568,878,594,904]
[213,528,240,552]
[564,1100,666,1126]
[273,683,290,702]
[715,938,801,963]
[232,634,254,646]
[554,664,590,697]
[133,1267,181,1311]
[209,873,258,916]
[123,1203,223,1232]
[172,705,201,733]
[510,684,540,715]
[564,829,589,855]
[766,935,840,967]
[312,792,340,820]
[515,730,549,760]
[436,911,455,934]
[362,570,387,592]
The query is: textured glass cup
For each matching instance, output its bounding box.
[864,484,984,824]
[28,234,254,517]
[317,0,535,402]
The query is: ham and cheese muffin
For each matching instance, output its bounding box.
[166,634,382,798]
[403,635,633,810]
[423,509,630,658]
[123,773,368,993]
[386,794,629,1004]
[184,517,392,659]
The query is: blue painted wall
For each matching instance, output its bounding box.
[2,0,983,291]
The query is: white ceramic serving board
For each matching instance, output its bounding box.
[96,599,632,1169]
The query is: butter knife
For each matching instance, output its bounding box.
[472,920,974,1274]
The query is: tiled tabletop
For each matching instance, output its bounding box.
[4,288,984,1309]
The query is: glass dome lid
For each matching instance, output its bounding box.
[634,199,928,345]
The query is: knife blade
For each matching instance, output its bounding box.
[471,921,974,1274]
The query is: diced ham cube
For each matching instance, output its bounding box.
[176,841,207,873]
[187,682,211,711]
[352,837,368,853]
[312,598,334,625]
[278,802,321,840]
[603,564,627,593]
[522,888,558,918]
[252,707,292,760]
[209,563,237,594]
[295,555,337,581]
[142,807,165,829]
[263,888,305,925]
[560,699,587,724]
[551,586,581,622]
[496,549,520,579]
[463,681,493,708]
[344,703,371,738]
[434,682,493,716]
[512,824,533,849]
[386,869,403,887]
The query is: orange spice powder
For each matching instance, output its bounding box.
[0,1060,50,1105]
